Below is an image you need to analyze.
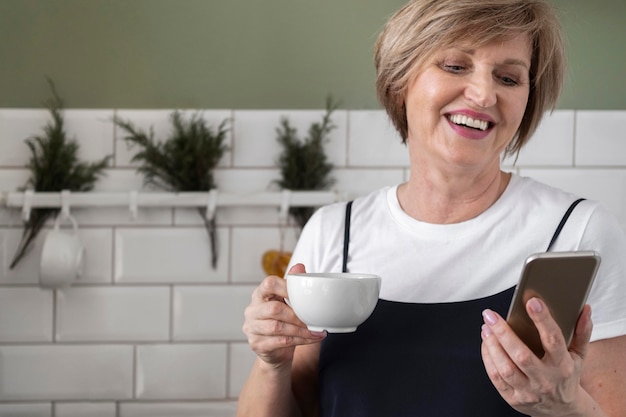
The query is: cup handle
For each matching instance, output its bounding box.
[53,211,80,234]
[53,213,62,231]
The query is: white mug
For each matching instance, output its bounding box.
[39,213,85,289]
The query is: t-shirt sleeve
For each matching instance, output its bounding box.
[286,203,347,276]
[582,204,626,342]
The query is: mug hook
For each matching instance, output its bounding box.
[60,190,71,220]
[278,189,291,225]
[129,190,138,220]
[22,189,34,222]
[205,189,218,222]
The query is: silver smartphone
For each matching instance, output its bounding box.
[506,251,601,357]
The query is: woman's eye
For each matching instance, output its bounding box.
[499,75,519,86]
[442,64,465,73]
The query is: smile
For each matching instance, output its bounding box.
[447,114,491,131]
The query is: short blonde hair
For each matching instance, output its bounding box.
[374,0,565,157]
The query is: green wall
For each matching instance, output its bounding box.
[1,0,624,109]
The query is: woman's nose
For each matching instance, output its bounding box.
[464,74,497,108]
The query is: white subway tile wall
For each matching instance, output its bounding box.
[135,344,227,400]
[576,111,626,166]
[55,402,117,417]
[0,345,133,401]
[114,228,230,283]
[0,108,624,415]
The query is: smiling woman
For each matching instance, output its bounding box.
[237,1,626,416]
[375,1,559,158]
[0,0,625,109]
[403,35,532,174]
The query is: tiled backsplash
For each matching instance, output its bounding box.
[0,108,625,416]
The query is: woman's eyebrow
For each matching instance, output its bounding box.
[502,59,530,70]
[456,48,530,70]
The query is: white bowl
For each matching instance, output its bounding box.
[286,272,381,333]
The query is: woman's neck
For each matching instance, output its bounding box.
[397,169,511,224]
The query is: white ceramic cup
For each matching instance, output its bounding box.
[39,213,85,289]
[286,272,381,333]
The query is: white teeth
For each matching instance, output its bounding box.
[449,114,489,131]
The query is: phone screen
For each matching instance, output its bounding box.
[506,251,601,357]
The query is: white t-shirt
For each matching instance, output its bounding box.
[289,174,626,342]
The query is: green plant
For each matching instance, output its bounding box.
[114,111,229,269]
[10,80,111,269]
[274,96,338,230]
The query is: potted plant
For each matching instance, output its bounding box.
[274,96,338,229]
[10,80,111,269]
[114,111,229,269]
[262,96,338,276]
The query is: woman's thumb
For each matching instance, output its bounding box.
[288,263,306,274]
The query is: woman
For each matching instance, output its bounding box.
[238,1,626,416]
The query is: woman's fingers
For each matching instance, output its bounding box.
[481,325,518,394]
[567,304,593,359]
[252,275,289,303]
[245,300,306,334]
[524,298,591,368]
[246,319,324,355]
[248,272,311,330]
[243,269,326,364]
[523,298,568,364]
[481,299,590,415]
[251,263,306,303]
[288,263,306,275]
[481,310,533,388]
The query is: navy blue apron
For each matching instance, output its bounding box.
[318,198,585,417]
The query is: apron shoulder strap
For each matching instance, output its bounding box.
[342,201,354,273]
[546,198,586,251]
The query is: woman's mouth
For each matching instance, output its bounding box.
[447,114,492,131]
[445,113,495,140]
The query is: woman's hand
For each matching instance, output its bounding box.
[243,263,326,369]
[480,298,594,416]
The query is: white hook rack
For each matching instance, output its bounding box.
[21,190,34,222]
[3,190,344,214]
[128,191,138,220]
[278,190,292,225]
[60,190,71,219]
[205,189,218,221]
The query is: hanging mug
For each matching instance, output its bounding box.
[39,213,85,289]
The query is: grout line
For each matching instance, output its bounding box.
[52,289,58,343]
[344,109,351,168]
[0,339,245,346]
[169,284,175,342]
[229,109,236,168]
[112,108,118,168]
[132,344,138,400]
[228,226,233,284]
[225,342,232,399]
[111,226,117,285]
[572,110,578,167]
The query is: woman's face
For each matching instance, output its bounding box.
[404,34,531,175]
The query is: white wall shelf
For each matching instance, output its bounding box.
[1,189,345,221]
[3,190,341,208]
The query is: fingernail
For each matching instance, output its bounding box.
[482,309,497,326]
[310,331,326,338]
[528,297,543,313]
[481,324,492,337]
